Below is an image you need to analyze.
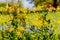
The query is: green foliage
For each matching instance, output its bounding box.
[0,3,6,7]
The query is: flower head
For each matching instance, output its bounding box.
[17,26,25,32]
[16,31,22,38]
[8,27,14,32]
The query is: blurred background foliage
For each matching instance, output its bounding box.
[0,0,60,8]
[32,0,53,6]
[0,0,54,7]
[0,0,60,40]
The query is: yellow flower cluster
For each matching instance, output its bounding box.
[17,14,27,19]
[17,26,25,32]
[57,19,60,24]
[0,15,12,24]
[44,20,48,26]
[36,5,45,10]
[9,7,15,13]
[16,31,22,38]
[21,8,27,13]
[32,20,43,28]
[0,7,6,11]
[8,27,14,32]
[23,37,26,40]
[10,16,13,21]
[57,6,60,11]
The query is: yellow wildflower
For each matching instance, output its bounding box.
[17,8,20,13]
[16,31,22,38]
[8,28,14,32]
[50,17,54,23]
[0,7,5,10]
[21,8,27,13]
[37,20,43,27]
[21,14,26,18]
[10,16,13,20]
[44,21,48,26]
[25,16,28,19]
[13,4,17,7]
[23,37,26,40]
[52,26,57,31]
[39,20,43,23]
[31,35,36,38]
[32,21,37,26]
[9,7,15,13]
[57,19,60,24]
[38,23,42,27]
[17,14,26,19]
[37,5,42,10]
[17,14,22,18]
[38,17,44,21]
[32,20,43,27]
[57,6,60,10]
[17,26,25,32]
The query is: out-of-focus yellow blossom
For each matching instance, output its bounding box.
[44,21,48,26]
[0,7,5,10]
[17,14,26,19]
[37,5,42,10]
[31,35,36,38]
[17,14,21,18]
[57,6,60,10]
[10,16,13,20]
[6,5,9,8]
[23,37,26,40]
[52,26,57,31]
[38,20,43,26]
[21,14,26,18]
[12,4,17,9]
[9,7,15,13]
[16,31,22,38]
[21,8,27,13]
[17,26,25,32]
[39,20,43,23]
[5,19,9,23]
[32,21,37,26]
[0,18,1,23]
[25,16,28,19]
[25,16,28,23]
[37,23,42,27]
[50,17,54,23]
[41,5,45,8]
[13,4,17,7]
[57,19,60,24]
[17,8,20,13]
[25,19,28,23]
[50,17,53,20]
[38,17,44,21]
[47,32,49,35]
[8,28,14,32]
[32,20,43,27]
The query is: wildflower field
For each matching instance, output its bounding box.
[0,1,60,40]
